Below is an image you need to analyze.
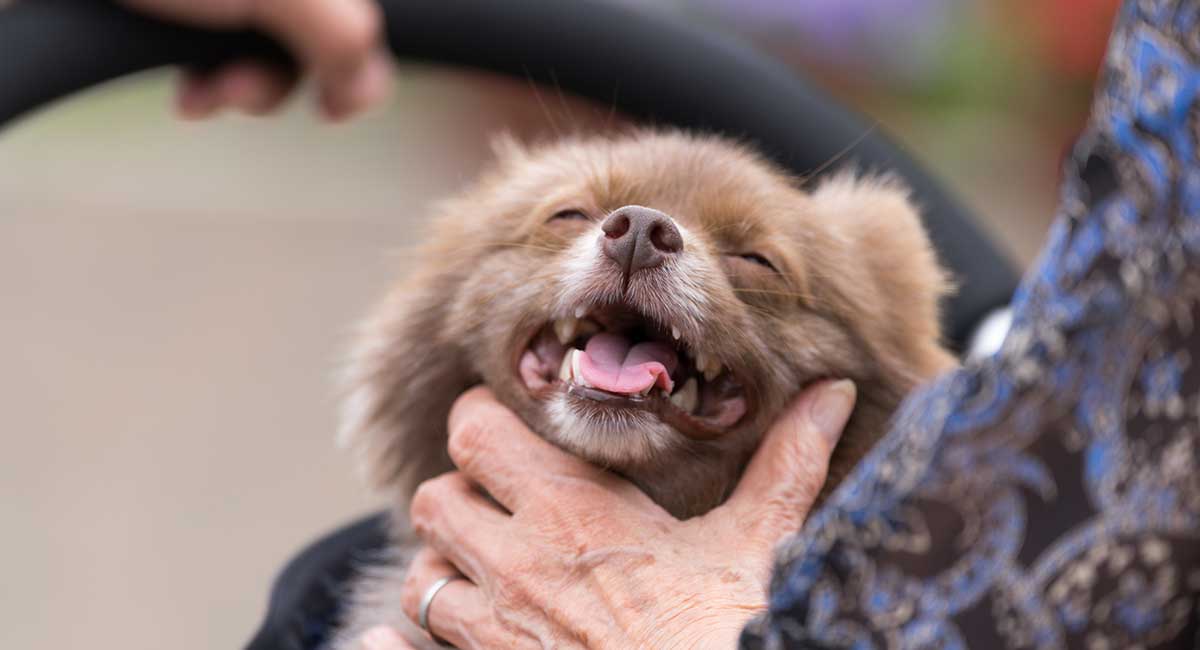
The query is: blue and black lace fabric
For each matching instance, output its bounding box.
[742,2,1200,649]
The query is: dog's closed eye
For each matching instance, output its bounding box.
[548,209,592,223]
[730,252,778,272]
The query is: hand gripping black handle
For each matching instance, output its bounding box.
[0,0,1017,345]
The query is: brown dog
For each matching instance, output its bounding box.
[331,130,955,646]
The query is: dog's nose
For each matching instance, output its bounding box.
[600,205,683,278]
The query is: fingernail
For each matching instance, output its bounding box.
[322,53,392,121]
[361,625,403,650]
[808,379,856,443]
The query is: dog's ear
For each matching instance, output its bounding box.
[806,171,957,383]
[338,258,476,501]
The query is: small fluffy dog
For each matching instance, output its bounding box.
[333,130,955,646]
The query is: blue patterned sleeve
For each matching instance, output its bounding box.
[741,2,1200,648]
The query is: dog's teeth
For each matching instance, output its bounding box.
[554,317,578,345]
[695,351,723,381]
[670,377,698,413]
[570,349,588,387]
[574,306,587,319]
[558,351,573,382]
[671,326,681,340]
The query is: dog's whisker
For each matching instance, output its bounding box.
[801,122,880,184]
[523,69,566,140]
[548,69,581,137]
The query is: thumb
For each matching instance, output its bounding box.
[722,379,856,544]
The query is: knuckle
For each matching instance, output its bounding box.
[782,442,830,497]
[749,475,826,544]
[492,571,526,609]
[488,548,531,598]
[487,545,516,577]
[324,1,381,63]
[796,454,831,497]
[757,498,801,534]
[446,417,488,469]
[409,478,447,528]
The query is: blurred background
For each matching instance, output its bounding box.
[0,1,1119,648]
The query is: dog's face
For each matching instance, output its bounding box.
[342,131,954,518]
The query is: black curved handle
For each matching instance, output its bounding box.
[0,0,1016,345]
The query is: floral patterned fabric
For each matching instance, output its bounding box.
[742,2,1200,648]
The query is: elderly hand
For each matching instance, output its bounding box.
[119,0,392,120]
[364,380,856,649]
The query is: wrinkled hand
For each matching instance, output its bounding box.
[364,380,856,649]
[119,0,392,119]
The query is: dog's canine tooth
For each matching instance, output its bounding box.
[670,377,698,413]
[695,351,723,381]
[703,360,723,382]
[554,317,578,345]
[574,306,587,319]
[559,351,574,382]
[671,326,681,340]
[570,349,588,387]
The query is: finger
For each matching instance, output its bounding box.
[252,0,379,71]
[176,70,221,120]
[409,472,508,583]
[359,625,418,650]
[400,547,495,650]
[249,0,392,119]
[176,62,296,119]
[398,547,460,637]
[318,49,393,121]
[446,387,606,512]
[721,379,856,545]
[122,0,390,119]
[211,61,297,115]
[424,579,494,649]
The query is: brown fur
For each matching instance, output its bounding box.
[330,130,955,647]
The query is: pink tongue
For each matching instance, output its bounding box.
[579,333,677,395]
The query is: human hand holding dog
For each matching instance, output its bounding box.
[119,0,392,119]
[364,380,855,649]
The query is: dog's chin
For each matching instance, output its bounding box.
[540,392,681,467]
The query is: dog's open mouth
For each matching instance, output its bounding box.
[518,303,748,439]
